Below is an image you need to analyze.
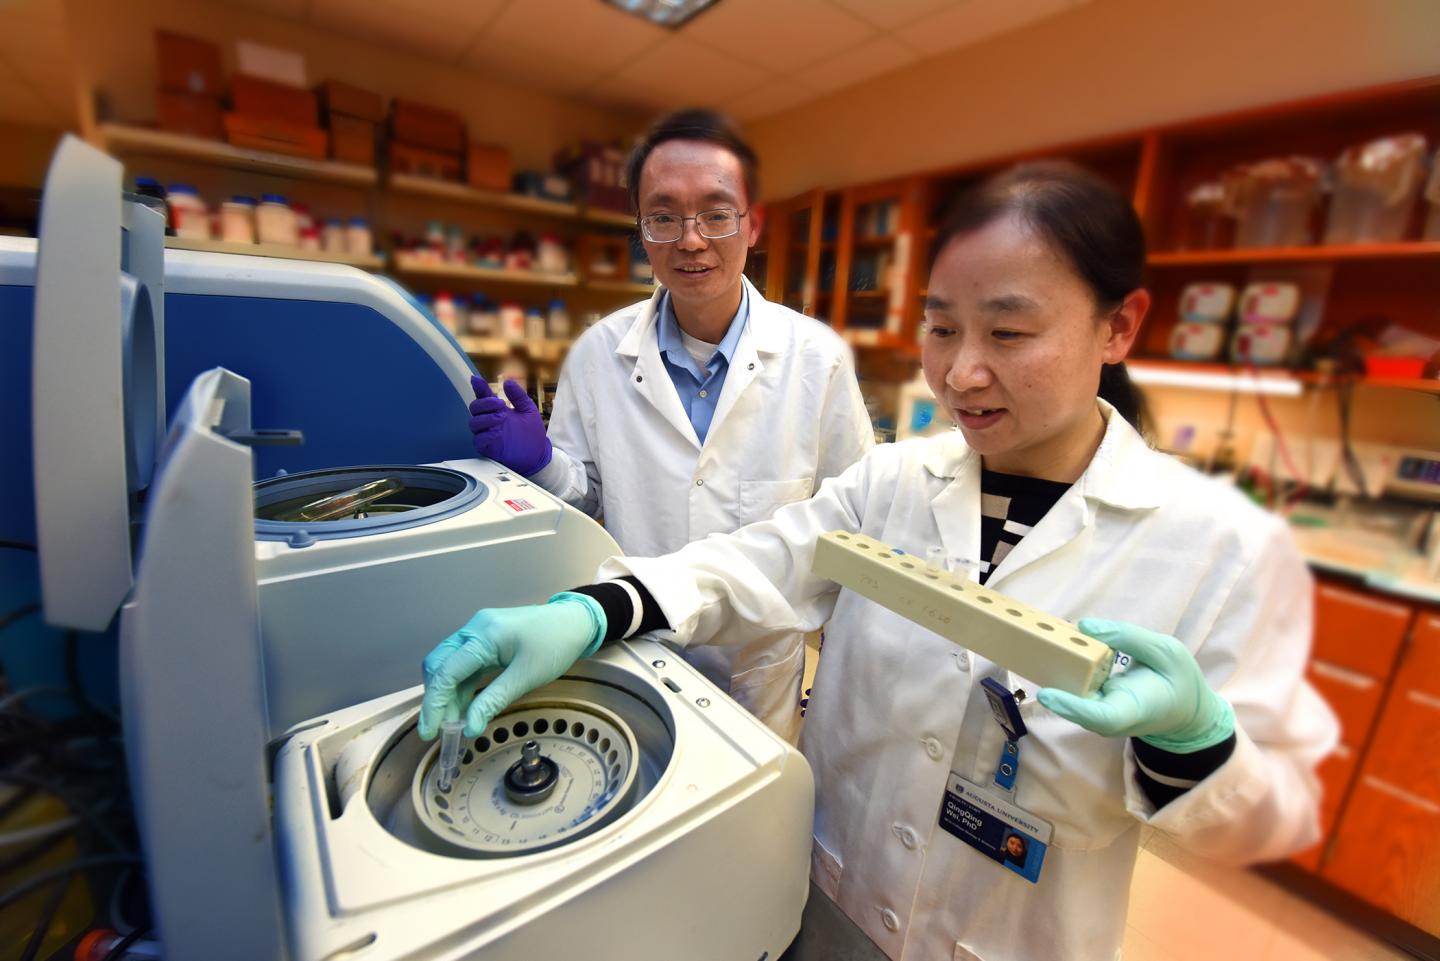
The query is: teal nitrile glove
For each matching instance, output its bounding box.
[1036,618,1235,754]
[418,592,605,740]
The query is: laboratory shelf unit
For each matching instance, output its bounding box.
[164,236,384,269]
[390,254,579,288]
[99,123,378,186]
[388,173,581,219]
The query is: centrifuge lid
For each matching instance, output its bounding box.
[32,136,166,631]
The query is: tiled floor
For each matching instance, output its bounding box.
[1124,832,1408,961]
[800,639,1414,961]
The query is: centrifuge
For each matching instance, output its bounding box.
[16,138,815,961]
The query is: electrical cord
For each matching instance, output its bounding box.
[0,814,79,847]
[1247,363,1307,506]
[0,853,140,913]
[0,770,130,854]
[101,922,154,961]
[0,601,40,633]
[19,869,72,961]
[1337,378,1368,494]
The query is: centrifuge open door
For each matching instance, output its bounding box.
[119,366,287,961]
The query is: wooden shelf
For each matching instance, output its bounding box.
[848,289,890,299]
[853,234,896,248]
[1147,241,1440,267]
[1127,358,1440,395]
[583,207,636,228]
[100,123,377,185]
[585,278,656,295]
[389,173,580,218]
[392,254,578,287]
[388,176,635,229]
[842,329,916,352]
[459,336,572,360]
[164,236,383,269]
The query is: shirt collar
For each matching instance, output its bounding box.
[655,283,749,375]
[921,399,1165,511]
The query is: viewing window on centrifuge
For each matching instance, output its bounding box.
[252,465,488,541]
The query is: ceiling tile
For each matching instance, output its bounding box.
[825,0,959,31]
[381,0,507,31]
[722,77,819,123]
[0,0,66,24]
[681,0,876,70]
[895,0,1074,56]
[481,0,667,73]
[309,0,482,61]
[217,0,309,19]
[600,34,774,109]
[793,34,919,94]
[463,39,607,97]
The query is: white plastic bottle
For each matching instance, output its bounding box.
[167,184,210,240]
[546,298,571,339]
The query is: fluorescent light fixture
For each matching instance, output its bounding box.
[1128,364,1304,397]
[604,0,720,28]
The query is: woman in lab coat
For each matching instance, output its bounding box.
[420,163,1337,961]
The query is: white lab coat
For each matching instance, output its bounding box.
[602,403,1337,961]
[535,276,874,742]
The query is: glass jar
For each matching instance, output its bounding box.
[257,194,298,246]
[1224,157,1324,248]
[346,218,373,257]
[1179,181,1232,251]
[166,183,210,240]
[221,196,258,244]
[1325,133,1428,245]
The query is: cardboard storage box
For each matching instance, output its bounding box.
[389,141,463,181]
[389,99,465,153]
[330,114,377,166]
[318,80,384,123]
[156,31,224,96]
[157,89,223,140]
[232,74,318,127]
[223,113,328,160]
[467,142,513,192]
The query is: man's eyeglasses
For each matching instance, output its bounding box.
[639,207,748,243]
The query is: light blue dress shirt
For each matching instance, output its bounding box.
[654,284,749,444]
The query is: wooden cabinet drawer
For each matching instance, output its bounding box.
[1307,661,1385,747]
[1292,745,1359,872]
[1321,776,1440,936]
[1312,581,1412,676]
[1354,617,1440,804]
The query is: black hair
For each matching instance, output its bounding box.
[624,108,759,215]
[931,162,1150,431]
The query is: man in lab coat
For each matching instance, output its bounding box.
[467,109,873,742]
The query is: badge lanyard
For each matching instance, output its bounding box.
[980,677,1027,794]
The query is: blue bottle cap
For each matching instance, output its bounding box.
[261,193,288,204]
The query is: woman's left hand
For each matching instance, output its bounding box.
[1037,618,1234,753]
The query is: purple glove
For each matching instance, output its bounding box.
[468,376,553,475]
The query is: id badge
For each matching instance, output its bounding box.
[938,773,1053,884]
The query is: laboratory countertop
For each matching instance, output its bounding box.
[781,883,889,961]
[1289,522,1440,605]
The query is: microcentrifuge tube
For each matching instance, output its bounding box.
[925,546,945,572]
[437,719,464,792]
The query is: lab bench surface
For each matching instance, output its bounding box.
[781,883,889,961]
